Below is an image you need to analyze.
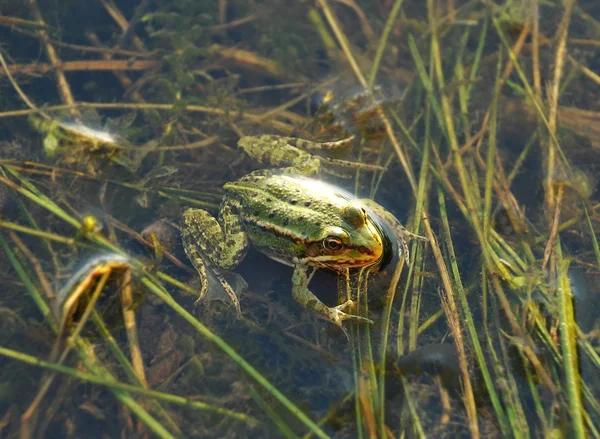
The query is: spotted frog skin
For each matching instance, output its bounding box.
[182,135,417,336]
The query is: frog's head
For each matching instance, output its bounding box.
[303,203,393,272]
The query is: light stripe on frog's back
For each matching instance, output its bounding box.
[228,178,348,224]
[277,175,355,200]
[243,215,309,243]
[272,175,356,212]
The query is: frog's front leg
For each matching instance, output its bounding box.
[181,202,249,314]
[291,262,373,338]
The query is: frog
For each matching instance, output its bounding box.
[181,134,424,337]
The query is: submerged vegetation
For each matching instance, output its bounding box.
[0,0,599,437]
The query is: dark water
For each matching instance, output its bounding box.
[0,0,599,438]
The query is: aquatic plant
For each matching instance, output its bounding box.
[0,0,599,437]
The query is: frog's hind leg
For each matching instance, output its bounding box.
[181,203,248,314]
[238,135,385,176]
[238,135,321,176]
[182,203,249,270]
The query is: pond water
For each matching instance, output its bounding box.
[0,0,599,438]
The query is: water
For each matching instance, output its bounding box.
[0,0,599,437]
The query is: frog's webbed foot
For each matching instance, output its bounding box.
[201,264,245,317]
[292,264,372,338]
[331,300,374,339]
[183,229,244,317]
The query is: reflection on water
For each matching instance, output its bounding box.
[0,0,599,437]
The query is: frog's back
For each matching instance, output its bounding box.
[225,172,355,218]
[223,173,356,263]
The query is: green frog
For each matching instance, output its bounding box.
[182,135,422,337]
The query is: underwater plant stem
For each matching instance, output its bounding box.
[0,235,53,325]
[438,188,509,435]
[120,268,148,386]
[85,31,146,104]
[114,0,148,50]
[334,0,375,41]
[0,59,158,76]
[545,0,574,210]
[315,0,367,87]
[248,387,295,437]
[308,8,337,50]
[0,172,81,229]
[0,48,50,121]
[9,232,53,299]
[583,203,600,270]
[20,270,110,439]
[90,311,183,435]
[377,258,405,433]
[0,218,76,245]
[498,19,530,86]
[427,4,480,435]
[358,375,377,438]
[482,49,502,237]
[253,77,338,123]
[495,332,530,438]
[531,0,542,104]
[492,18,568,168]
[301,393,354,439]
[97,0,147,53]
[404,124,430,353]
[423,206,479,439]
[401,376,426,437]
[316,0,417,192]
[492,275,559,395]
[0,345,259,426]
[140,277,331,439]
[557,260,586,439]
[541,185,564,271]
[26,0,78,116]
[2,234,181,438]
[0,14,53,28]
[350,333,365,439]
[368,0,405,87]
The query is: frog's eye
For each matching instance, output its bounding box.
[323,236,344,254]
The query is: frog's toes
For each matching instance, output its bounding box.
[330,301,374,326]
[328,306,373,340]
[335,299,356,313]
